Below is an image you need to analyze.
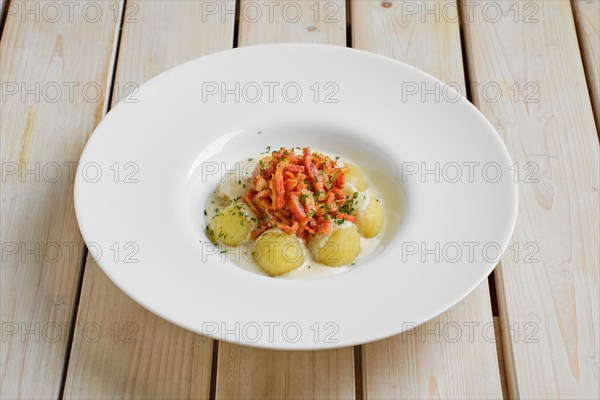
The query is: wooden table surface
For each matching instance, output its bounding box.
[1,1,598,399]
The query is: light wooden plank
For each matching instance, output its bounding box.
[215,2,355,399]
[573,0,600,128]
[462,1,599,398]
[217,346,355,399]
[0,2,121,398]
[62,1,235,398]
[494,316,509,398]
[238,0,346,46]
[351,1,503,398]
[63,261,215,399]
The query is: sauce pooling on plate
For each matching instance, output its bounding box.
[204,147,384,279]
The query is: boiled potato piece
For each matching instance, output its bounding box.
[207,203,252,246]
[309,223,360,267]
[356,194,384,238]
[342,163,367,194]
[253,229,305,276]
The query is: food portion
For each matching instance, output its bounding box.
[254,229,305,276]
[355,193,384,238]
[244,147,358,242]
[308,222,361,267]
[205,147,384,278]
[207,203,253,246]
[342,163,367,194]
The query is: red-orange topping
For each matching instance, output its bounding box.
[244,147,351,243]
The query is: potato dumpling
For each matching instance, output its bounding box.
[342,163,367,194]
[356,194,384,238]
[309,224,360,267]
[253,229,305,276]
[207,203,252,246]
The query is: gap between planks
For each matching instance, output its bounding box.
[571,0,600,132]
[0,0,10,39]
[346,2,362,399]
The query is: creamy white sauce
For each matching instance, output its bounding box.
[312,220,352,249]
[216,173,248,202]
[203,150,384,280]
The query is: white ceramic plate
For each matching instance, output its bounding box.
[75,44,518,350]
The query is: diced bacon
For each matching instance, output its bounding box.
[255,189,270,199]
[274,162,287,210]
[251,224,270,239]
[289,193,307,222]
[302,148,326,200]
[255,175,268,191]
[304,226,316,235]
[284,178,297,192]
[268,219,299,235]
[273,211,292,225]
[301,189,316,217]
[326,192,338,213]
[285,164,305,173]
[242,146,359,241]
[316,219,332,234]
[254,197,270,215]
[268,179,277,208]
[336,212,356,222]
[333,170,345,188]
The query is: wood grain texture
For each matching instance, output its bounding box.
[63,261,214,399]
[238,0,346,46]
[215,2,355,399]
[462,1,600,398]
[573,0,600,128]
[62,1,235,398]
[0,2,120,398]
[352,1,503,397]
[217,346,355,399]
